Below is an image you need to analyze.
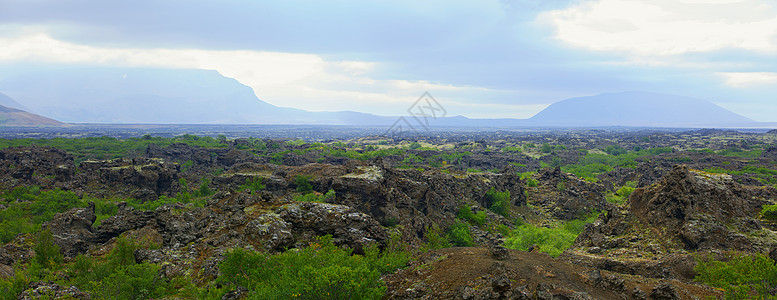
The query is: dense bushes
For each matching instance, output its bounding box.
[0,186,206,243]
[485,188,510,217]
[761,205,777,221]
[504,212,598,257]
[219,235,409,299]
[447,220,474,247]
[457,205,486,226]
[0,235,181,300]
[695,253,777,299]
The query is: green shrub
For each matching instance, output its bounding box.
[605,193,627,205]
[485,188,511,217]
[196,178,213,197]
[93,263,165,300]
[616,186,635,199]
[556,182,566,192]
[604,145,627,156]
[239,177,265,194]
[423,224,451,250]
[541,143,552,153]
[504,213,597,257]
[761,205,777,221]
[448,221,473,247]
[294,189,336,203]
[294,175,314,193]
[34,229,63,268]
[219,235,406,299]
[457,205,486,226]
[0,269,29,300]
[526,178,538,187]
[695,253,777,299]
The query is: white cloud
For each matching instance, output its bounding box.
[540,0,777,55]
[0,32,524,118]
[717,72,777,87]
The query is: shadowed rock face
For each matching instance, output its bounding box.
[44,203,96,258]
[566,165,777,280]
[529,167,611,220]
[629,165,774,250]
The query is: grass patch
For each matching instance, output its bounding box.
[504,212,599,257]
[695,253,777,299]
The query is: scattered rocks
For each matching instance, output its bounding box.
[19,281,91,300]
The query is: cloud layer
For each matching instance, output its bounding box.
[1,0,776,121]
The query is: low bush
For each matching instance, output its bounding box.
[616,186,635,199]
[761,205,777,221]
[457,205,486,226]
[695,253,777,299]
[485,188,510,217]
[423,224,452,251]
[294,175,314,193]
[219,235,408,299]
[448,221,474,247]
[294,189,336,203]
[504,212,598,257]
[239,177,266,194]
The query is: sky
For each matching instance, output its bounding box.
[0,0,776,121]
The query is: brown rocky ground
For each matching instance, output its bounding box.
[383,247,721,299]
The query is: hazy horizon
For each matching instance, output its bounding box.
[2,1,777,122]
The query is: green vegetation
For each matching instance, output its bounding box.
[704,166,777,185]
[294,175,314,193]
[761,205,777,221]
[447,220,474,247]
[0,186,206,244]
[504,212,599,257]
[0,235,207,300]
[457,205,487,226]
[239,177,266,194]
[0,135,227,163]
[218,235,409,299]
[501,146,522,153]
[526,178,538,187]
[717,147,762,159]
[423,224,452,251]
[294,189,336,203]
[695,253,777,299]
[485,188,510,217]
[34,229,63,268]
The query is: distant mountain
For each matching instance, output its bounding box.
[0,104,65,126]
[528,91,754,127]
[0,67,760,128]
[0,67,388,125]
[0,92,29,111]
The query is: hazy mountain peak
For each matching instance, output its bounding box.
[529,91,753,127]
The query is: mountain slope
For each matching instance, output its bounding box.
[528,91,753,127]
[0,67,391,125]
[0,92,29,111]
[0,104,65,126]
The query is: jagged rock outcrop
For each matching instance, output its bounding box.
[145,143,260,168]
[630,165,774,251]
[0,146,74,185]
[565,165,777,280]
[19,282,91,300]
[41,203,96,258]
[528,167,611,220]
[79,158,180,199]
[278,202,387,253]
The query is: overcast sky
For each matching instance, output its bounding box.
[1,0,776,120]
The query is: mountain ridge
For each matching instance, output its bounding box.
[0,67,762,128]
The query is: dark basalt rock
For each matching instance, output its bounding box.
[41,202,97,258]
